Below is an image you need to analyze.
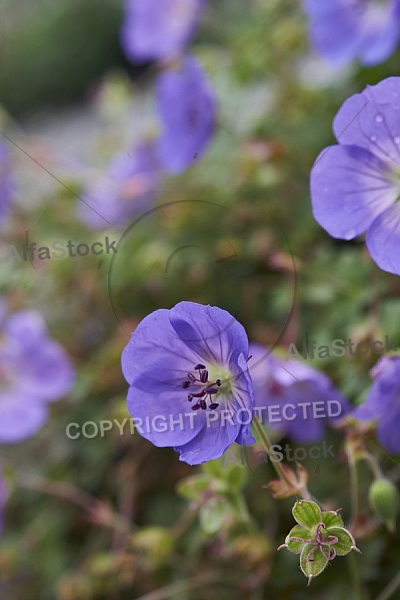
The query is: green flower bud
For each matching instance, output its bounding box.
[368,479,400,533]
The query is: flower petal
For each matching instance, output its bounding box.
[169,302,249,366]
[126,384,204,447]
[0,392,49,443]
[366,203,400,275]
[155,54,216,173]
[352,356,400,423]
[121,308,200,385]
[173,408,240,465]
[333,78,400,163]
[120,0,206,63]
[357,3,400,66]
[311,144,396,239]
[302,0,359,66]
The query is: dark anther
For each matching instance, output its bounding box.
[216,379,221,386]
[205,387,218,394]
[247,355,253,361]
[182,381,191,389]
[192,402,201,410]
[188,394,193,402]
[200,399,207,410]
[187,373,196,382]
[209,403,219,410]
[191,391,206,398]
[200,369,208,383]
[195,364,206,370]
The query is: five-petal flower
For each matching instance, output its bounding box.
[121,302,255,465]
[311,77,400,275]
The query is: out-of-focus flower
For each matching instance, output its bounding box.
[121,301,255,465]
[310,77,400,275]
[120,0,206,63]
[302,0,400,67]
[0,309,75,443]
[78,142,162,229]
[353,355,400,453]
[278,499,361,586]
[155,54,216,174]
[0,142,14,224]
[249,344,349,444]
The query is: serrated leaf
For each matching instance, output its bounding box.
[293,500,321,528]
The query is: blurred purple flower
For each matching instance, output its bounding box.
[121,301,255,465]
[0,142,14,224]
[353,355,400,453]
[78,142,162,229]
[310,77,400,275]
[249,344,349,444]
[155,55,216,173]
[120,0,206,63]
[302,0,400,66]
[0,309,75,443]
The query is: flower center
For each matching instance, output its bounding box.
[181,363,232,411]
[291,522,339,562]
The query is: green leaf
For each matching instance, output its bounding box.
[226,464,247,490]
[176,474,211,500]
[329,527,355,556]
[322,511,344,529]
[285,525,313,554]
[293,500,322,529]
[199,498,229,535]
[300,545,329,581]
[202,458,225,478]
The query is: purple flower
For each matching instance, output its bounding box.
[0,142,14,224]
[310,77,400,275]
[121,302,255,465]
[353,355,400,453]
[78,142,162,229]
[120,0,206,63]
[0,309,75,443]
[249,344,349,444]
[302,0,400,67]
[155,54,216,174]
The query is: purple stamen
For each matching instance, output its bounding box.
[182,363,223,411]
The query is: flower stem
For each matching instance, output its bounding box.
[252,415,310,498]
[364,453,384,481]
[349,456,360,529]
[348,551,366,600]
[374,570,400,600]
